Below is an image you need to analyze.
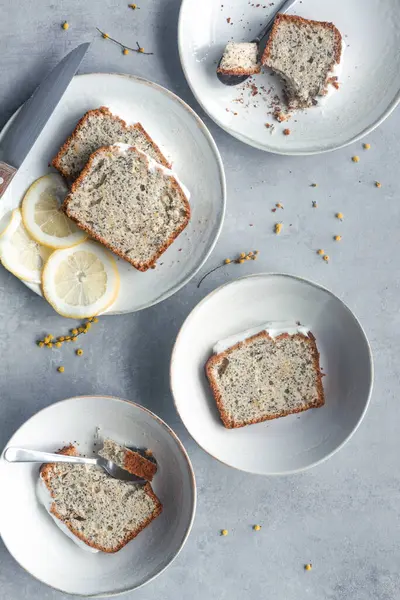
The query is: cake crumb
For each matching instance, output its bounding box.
[283,128,291,136]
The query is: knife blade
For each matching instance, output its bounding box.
[0,42,90,198]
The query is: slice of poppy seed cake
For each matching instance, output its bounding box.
[261,14,342,109]
[52,106,170,181]
[205,328,324,428]
[63,144,190,271]
[99,438,157,482]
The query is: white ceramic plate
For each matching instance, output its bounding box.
[178,0,400,154]
[0,396,196,596]
[0,73,226,313]
[171,274,373,475]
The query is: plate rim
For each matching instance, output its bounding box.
[177,0,400,155]
[0,72,227,314]
[170,272,374,475]
[0,394,197,598]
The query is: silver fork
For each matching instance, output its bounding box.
[3,447,146,484]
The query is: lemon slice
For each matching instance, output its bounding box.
[22,173,87,249]
[0,209,53,283]
[42,241,120,318]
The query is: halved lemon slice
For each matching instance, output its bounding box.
[22,173,87,249]
[0,209,53,283]
[42,241,120,318]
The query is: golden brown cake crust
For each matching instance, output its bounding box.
[62,145,191,272]
[217,65,261,76]
[123,448,157,481]
[40,444,162,553]
[205,330,325,429]
[51,106,171,179]
[261,13,342,66]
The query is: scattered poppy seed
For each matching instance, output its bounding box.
[352,155,360,163]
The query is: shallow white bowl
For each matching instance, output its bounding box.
[0,73,226,313]
[0,396,196,596]
[178,0,400,154]
[171,274,373,475]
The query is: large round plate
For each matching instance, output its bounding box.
[171,274,373,475]
[0,73,226,313]
[178,0,400,154]
[0,396,196,596]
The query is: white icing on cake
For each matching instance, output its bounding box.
[213,321,310,354]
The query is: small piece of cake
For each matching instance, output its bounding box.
[39,445,162,553]
[99,439,157,481]
[63,144,190,271]
[205,323,325,428]
[261,14,342,109]
[217,42,261,76]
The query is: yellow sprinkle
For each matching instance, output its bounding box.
[221,529,228,536]
[76,349,83,356]
[102,32,109,39]
[275,222,283,235]
[305,564,312,571]
[224,258,231,264]
[317,249,324,256]
[253,524,261,531]
[363,143,371,150]
[336,212,343,220]
[123,48,129,55]
[375,181,381,188]
[352,155,360,163]
[93,317,99,323]
[323,255,329,262]
[62,22,69,30]
[47,342,53,348]
[71,328,78,336]
[55,342,62,348]
[38,341,44,348]
[240,252,246,258]
[334,235,342,242]
[57,366,65,373]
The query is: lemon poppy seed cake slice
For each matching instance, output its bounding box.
[205,324,324,428]
[217,42,261,76]
[52,106,170,181]
[261,14,342,109]
[63,144,191,271]
[40,445,162,553]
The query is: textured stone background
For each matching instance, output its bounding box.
[1,1,399,598]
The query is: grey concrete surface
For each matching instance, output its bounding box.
[1,1,400,599]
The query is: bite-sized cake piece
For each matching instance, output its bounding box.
[217,42,261,76]
[206,322,325,428]
[261,14,343,109]
[99,438,157,481]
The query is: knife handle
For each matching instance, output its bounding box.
[0,162,17,198]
